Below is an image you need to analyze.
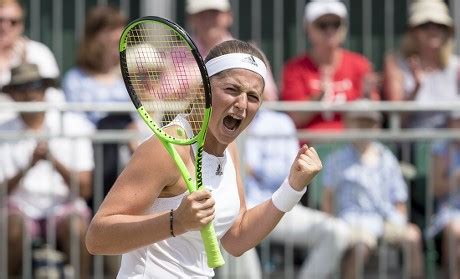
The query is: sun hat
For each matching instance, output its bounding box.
[408,0,453,29]
[186,0,231,15]
[1,63,57,93]
[304,0,348,24]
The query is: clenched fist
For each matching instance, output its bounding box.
[174,190,215,234]
[288,145,322,191]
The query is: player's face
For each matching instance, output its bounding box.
[206,68,264,154]
[0,2,24,49]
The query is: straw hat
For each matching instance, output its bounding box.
[408,0,453,29]
[1,63,57,93]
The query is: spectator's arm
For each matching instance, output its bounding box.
[431,153,451,198]
[4,141,47,194]
[50,156,93,199]
[5,164,31,194]
[383,53,406,101]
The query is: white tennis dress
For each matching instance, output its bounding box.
[117,116,240,278]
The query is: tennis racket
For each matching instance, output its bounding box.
[119,16,225,268]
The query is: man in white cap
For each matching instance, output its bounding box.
[186,0,233,58]
[281,0,378,133]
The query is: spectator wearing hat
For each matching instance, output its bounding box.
[321,100,424,279]
[383,0,458,129]
[1,63,94,277]
[186,0,233,58]
[0,0,61,123]
[428,112,460,278]
[186,0,279,102]
[280,0,379,133]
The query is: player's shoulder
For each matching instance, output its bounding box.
[139,135,193,168]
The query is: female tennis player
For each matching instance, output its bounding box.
[85,39,322,278]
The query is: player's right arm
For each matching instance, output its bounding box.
[85,137,214,255]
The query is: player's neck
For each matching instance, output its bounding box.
[203,135,226,157]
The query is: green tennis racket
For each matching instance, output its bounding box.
[119,16,225,268]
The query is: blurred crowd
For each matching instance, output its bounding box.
[1,0,460,278]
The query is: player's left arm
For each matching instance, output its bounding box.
[221,143,322,256]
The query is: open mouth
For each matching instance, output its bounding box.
[223,115,242,131]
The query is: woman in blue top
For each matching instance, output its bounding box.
[430,112,460,277]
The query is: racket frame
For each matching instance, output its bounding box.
[119,16,224,268]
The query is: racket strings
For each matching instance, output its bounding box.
[124,22,206,138]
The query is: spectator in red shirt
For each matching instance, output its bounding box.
[281,0,378,131]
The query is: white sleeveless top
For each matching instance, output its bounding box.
[117,116,241,278]
[399,55,460,128]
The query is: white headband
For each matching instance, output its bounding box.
[205,53,267,82]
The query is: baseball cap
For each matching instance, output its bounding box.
[186,0,231,15]
[304,0,347,24]
[408,0,453,29]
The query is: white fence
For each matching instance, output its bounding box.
[0,101,459,278]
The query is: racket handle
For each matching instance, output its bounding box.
[200,222,225,268]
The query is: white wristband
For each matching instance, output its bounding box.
[271,178,307,212]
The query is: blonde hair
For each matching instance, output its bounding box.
[400,29,453,69]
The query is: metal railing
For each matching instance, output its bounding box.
[0,101,459,278]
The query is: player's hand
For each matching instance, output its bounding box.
[30,141,49,166]
[288,145,322,191]
[174,190,215,233]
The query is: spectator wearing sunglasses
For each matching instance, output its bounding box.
[280,0,379,134]
[383,0,457,129]
[0,63,94,278]
[0,0,61,123]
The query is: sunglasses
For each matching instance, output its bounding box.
[416,22,448,31]
[0,17,23,27]
[314,20,342,31]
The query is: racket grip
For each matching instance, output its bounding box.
[200,222,225,268]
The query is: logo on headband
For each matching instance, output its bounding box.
[242,55,258,67]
